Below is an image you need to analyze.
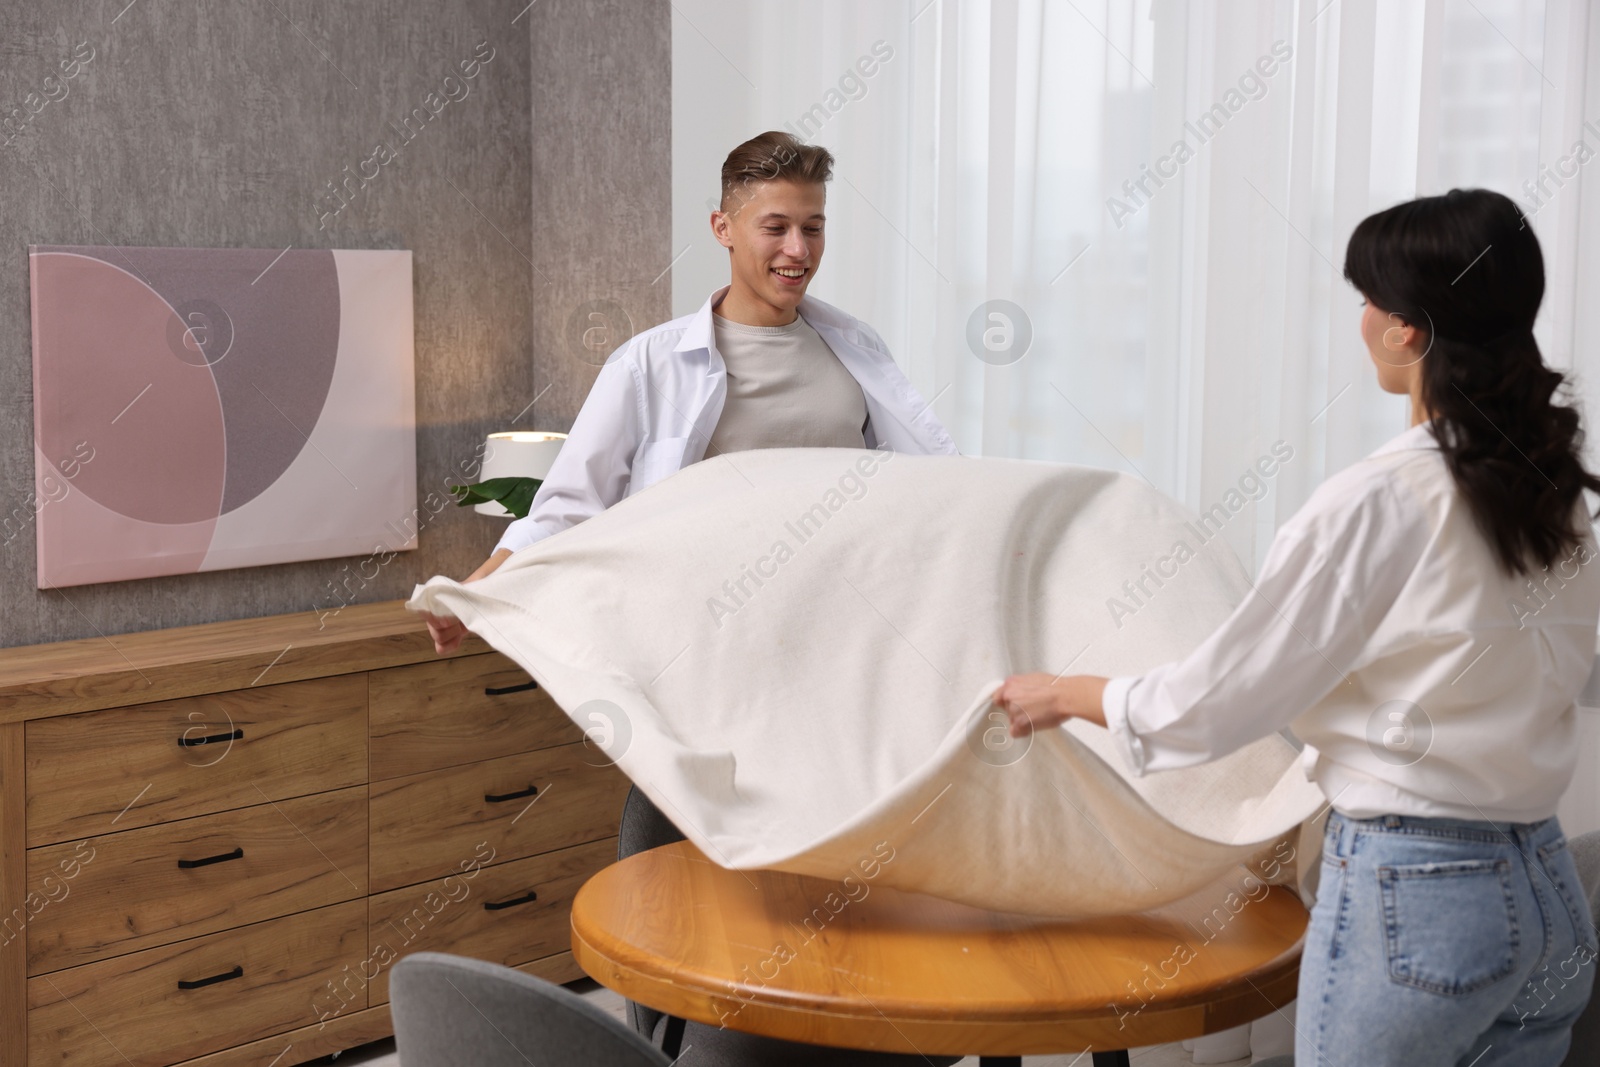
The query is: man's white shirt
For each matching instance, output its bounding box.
[494,287,958,554]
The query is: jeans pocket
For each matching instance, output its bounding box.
[1537,837,1600,957]
[1379,858,1519,996]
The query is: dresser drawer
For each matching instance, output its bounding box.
[25,674,367,846]
[27,899,366,1067]
[370,652,581,780]
[26,786,368,974]
[366,837,614,1003]
[368,743,628,892]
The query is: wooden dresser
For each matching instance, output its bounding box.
[0,600,628,1066]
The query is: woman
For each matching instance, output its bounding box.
[998,188,1600,1066]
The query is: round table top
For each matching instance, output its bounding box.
[570,841,1308,1057]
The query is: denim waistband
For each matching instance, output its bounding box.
[1327,809,1564,853]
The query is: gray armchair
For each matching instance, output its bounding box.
[390,951,670,1067]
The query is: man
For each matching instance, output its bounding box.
[424,132,965,1067]
[426,130,957,654]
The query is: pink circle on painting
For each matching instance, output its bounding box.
[32,253,227,526]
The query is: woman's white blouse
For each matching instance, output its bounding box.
[1102,422,1600,823]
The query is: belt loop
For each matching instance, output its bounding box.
[1383,814,1401,829]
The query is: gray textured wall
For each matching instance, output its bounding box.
[0,0,669,648]
[528,0,672,428]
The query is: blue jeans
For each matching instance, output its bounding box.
[1297,811,1597,1066]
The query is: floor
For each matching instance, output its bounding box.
[320,980,1251,1066]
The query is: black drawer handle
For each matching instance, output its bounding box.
[485,679,539,696]
[485,784,538,804]
[483,890,538,911]
[178,728,243,748]
[178,965,243,990]
[178,847,244,870]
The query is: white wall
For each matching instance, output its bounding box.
[669,3,927,324]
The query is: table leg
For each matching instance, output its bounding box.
[660,1015,685,1058]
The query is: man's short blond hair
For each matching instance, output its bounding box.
[720,131,833,212]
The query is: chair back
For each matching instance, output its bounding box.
[390,952,670,1067]
[619,783,688,860]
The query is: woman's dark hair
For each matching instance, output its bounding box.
[1344,188,1599,576]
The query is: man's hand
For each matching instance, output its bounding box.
[994,673,1110,737]
[423,612,468,655]
[424,548,514,655]
[465,548,514,583]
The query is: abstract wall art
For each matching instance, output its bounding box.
[29,245,416,588]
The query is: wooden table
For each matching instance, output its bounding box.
[571,841,1307,1066]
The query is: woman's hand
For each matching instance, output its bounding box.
[994,673,1110,737]
[423,548,514,655]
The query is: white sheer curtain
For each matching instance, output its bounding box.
[671,0,1600,831]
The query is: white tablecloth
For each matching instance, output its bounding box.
[409,448,1324,917]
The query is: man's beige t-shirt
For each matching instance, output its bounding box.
[707,313,868,455]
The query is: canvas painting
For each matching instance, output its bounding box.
[28,245,416,588]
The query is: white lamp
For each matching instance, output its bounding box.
[474,431,567,517]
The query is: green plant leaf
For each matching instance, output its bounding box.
[448,476,543,519]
